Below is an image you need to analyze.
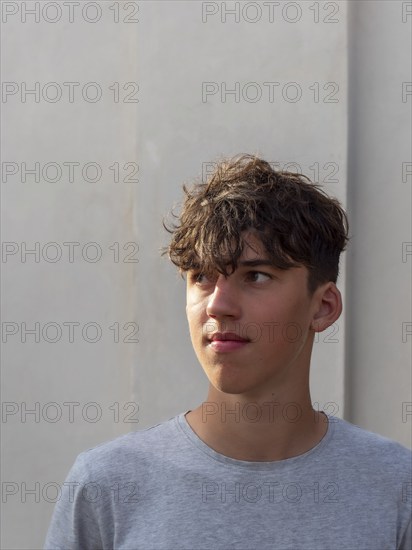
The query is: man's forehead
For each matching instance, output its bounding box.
[217,230,269,264]
[189,229,305,275]
[191,232,273,273]
[239,232,267,260]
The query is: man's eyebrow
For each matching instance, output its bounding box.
[238,259,276,268]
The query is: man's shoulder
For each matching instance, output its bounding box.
[71,413,181,480]
[330,415,412,473]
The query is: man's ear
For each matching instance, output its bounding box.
[310,282,342,333]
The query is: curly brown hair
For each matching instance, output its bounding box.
[161,154,349,295]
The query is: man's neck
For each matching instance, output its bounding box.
[185,397,329,462]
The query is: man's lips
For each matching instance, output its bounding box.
[207,332,250,353]
[208,332,250,342]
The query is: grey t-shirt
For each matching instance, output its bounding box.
[44,411,412,550]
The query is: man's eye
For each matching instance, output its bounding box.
[190,272,211,284]
[246,271,272,283]
[189,271,272,284]
[193,273,206,283]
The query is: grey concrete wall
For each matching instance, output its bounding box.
[345,0,412,444]
[1,3,139,547]
[1,1,410,548]
[135,0,348,429]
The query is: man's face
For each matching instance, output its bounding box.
[185,231,321,398]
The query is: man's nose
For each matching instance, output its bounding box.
[206,275,241,319]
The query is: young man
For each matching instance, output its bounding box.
[45,154,412,549]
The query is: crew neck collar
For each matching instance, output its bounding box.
[176,409,336,471]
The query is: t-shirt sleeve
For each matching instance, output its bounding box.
[43,453,104,550]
